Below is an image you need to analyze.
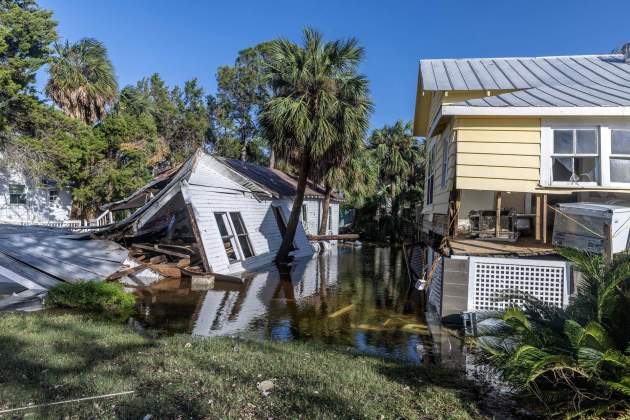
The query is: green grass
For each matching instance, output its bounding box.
[0,311,492,419]
[45,281,135,318]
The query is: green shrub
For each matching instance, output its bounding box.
[476,249,630,418]
[45,281,136,318]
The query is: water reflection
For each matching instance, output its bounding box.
[135,245,457,365]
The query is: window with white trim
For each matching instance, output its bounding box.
[9,184,26,205]
[214,212,254,263]
[48,189,59,205]
[610,130,630,183]
[551,129,599,184]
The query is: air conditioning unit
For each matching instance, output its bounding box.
[552,203,630,254]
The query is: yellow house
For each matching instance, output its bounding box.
[413,49,630,320]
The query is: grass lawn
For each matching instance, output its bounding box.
[0,311,494,419]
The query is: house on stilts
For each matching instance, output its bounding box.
[102,149,342,275]
[414,45,630,321]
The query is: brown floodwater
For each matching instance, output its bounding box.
[133,245,463,365]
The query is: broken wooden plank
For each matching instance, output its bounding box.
[176,258,191,268]
[149,255,167,264]
[106,264,149,281]
[131,243,190,259]
[149,264,182,278]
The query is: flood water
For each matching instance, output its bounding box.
[134,245,463,365]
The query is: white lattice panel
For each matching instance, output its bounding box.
[468,257,568,311]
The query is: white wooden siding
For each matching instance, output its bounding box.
[188,157,314,274]
[299,199,340,235]
[0,168,72,223]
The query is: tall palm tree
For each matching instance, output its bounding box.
[317,148,377,235]
[369,121,422,217]
[46,38,118,125]
[260,28,372,263]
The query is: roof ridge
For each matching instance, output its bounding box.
[420,53,621,63]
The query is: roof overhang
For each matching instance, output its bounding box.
[442,106,630,117]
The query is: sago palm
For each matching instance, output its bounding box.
[46,38,118,125]
[260,28,372,262]
[476,249,630,418]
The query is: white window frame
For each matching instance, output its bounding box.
[8,184,26,205]
[541,118,630,189]
[48,189,59,205]
[214,211,255,263]
[550,128,599,186]
[608,128,630,187]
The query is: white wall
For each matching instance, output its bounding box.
[187,157,314,274]
[299,199,340,235]
[0,168,72,223]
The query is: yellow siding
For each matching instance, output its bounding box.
[457,166,539,181]
[457,142,539,155]
[422,123,455,215]
[456,177,539,192]
[457,154,539,168]
[454,117,541,193]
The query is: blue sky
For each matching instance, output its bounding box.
[39,0,630,129]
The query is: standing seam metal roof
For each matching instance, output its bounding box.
[420,54,630,107]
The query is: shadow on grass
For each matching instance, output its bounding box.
[0,313,499,419]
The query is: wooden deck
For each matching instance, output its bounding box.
[447,236,557,257]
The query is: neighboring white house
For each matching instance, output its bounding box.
[106,150,341,275]
[0,165,72,224]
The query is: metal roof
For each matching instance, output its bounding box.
[421,54,630,108]
[220,158,343,201]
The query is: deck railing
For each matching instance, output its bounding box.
[2,210,114,232]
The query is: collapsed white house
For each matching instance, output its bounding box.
[101,149,343,275]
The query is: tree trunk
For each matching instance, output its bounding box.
[269,149,275,169]
[318,184,333,235]
[240,142,247,161]
[276,154,311,264]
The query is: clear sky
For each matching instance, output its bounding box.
[39,0,630,130]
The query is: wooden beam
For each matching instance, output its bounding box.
[185,202,211,272]
[495,191,502,237]
[131,243,190,259]
[535,194,542,241]
[542,194,548,244]
[603,222,613,264]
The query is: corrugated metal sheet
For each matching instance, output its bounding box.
[421,54,630,107]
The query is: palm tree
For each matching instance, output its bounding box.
[46,38,118,125]
[369,121,422,215]
[317,148,377,235]
[260,28,372,263]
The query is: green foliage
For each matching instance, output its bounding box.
[260,28,372,260]
[476,250,630,418]
[0,0,56,139]
[351,121,425,242]
[213,43,272,162]
[0,311,490,419]
[45,281,135,318]
[46,38,118,125]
